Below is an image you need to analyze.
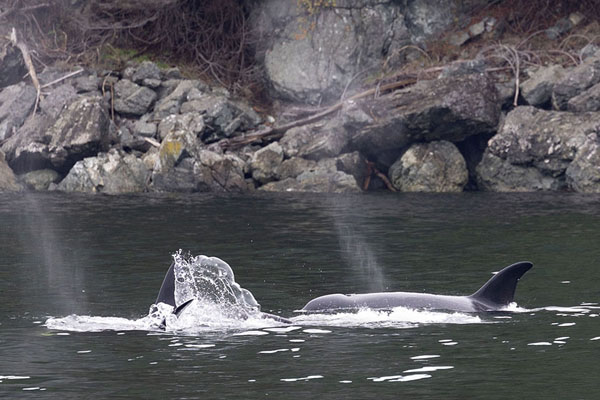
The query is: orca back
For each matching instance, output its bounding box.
[469,261,533,307]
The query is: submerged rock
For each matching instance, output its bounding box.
[388,141,468,192]
[20,169,61,191]
[56,149,149,194]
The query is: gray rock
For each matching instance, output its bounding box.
[552,55,600,110]
[252,0,410,104]
[0,83,37,141]
[520,65,566,107]
[0,150,20,191]
[2,97,110,173]
[276,157,317,180]
[113,79,157,116]
[164,67,183,79]
[280,118,349,160]
[476,106,595,191]
[261,169,360,193]
[74,75,101,93]
[118,125,152,153]
[132,61,161,84]
[388,141,468,192]
[335,151,367,185]
[151,157,198,192]
[567,82,600,112]
[349,73,500,158]
[57,149,149,194]
[249,142,284,184]
[155,127,201,173]
[20,169,61,191]
[477,151,557,191]
[260,154,361,193]
[157,113,204,141]
[153,80,204,119]
[195,150,249,192]
[151,150,248,193]
[39,83,78,119]
[133,120,158,137]
[566,135,600,192]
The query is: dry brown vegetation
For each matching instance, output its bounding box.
[2,0,600,100]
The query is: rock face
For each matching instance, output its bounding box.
[251,0,410,104]
[114,79,157,116]
[348,73,500,160]
[566,136,600,192]
[0,150,20,191]
[388,141,468,192]
[476,106,598,191]
[56,149,150,194]
[0,83,37,141]
[2,96,111,173]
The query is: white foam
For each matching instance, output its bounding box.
[410,355,440,360]
[528,342,552,346]
[258,349,289,354]
[280,375,323,382]
[590,336,600,341]
[0,376,30,380]
[303,329,332,334]
[557,322,576,327]
[403,366,454,373]
[368,374,432,382]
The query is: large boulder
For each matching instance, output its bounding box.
[2,96,111,173]
[348,73,500,159]
[520,65,566,107]
[388,141,468,192]
[249,141,284,184]
[567,82,600,112]
[56,149,149,194]
[20,169,61,191]
[0,82,37,141]
[566,135,600,192]
[552,53,600,110]
[0,150,20,191]
[251,0,410,104]
[476,106,595,191]
[280,118,350,160]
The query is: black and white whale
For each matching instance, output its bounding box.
[155,261,292,325]
[300,261,533,313]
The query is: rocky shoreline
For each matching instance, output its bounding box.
[1,1,600,194]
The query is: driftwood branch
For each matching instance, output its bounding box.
[10,27,41,118]
[40,68,84,89]
[221,78,417,149]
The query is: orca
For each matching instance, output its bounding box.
[155,261,292,326]
[300,261,533,313]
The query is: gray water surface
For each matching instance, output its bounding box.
[1,192,599,399]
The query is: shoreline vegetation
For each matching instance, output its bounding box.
[2,0,600,194]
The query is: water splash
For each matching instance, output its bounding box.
[46,252,484,334]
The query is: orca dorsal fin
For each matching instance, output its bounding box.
[469,261,533,307]
[155,261,176,307]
